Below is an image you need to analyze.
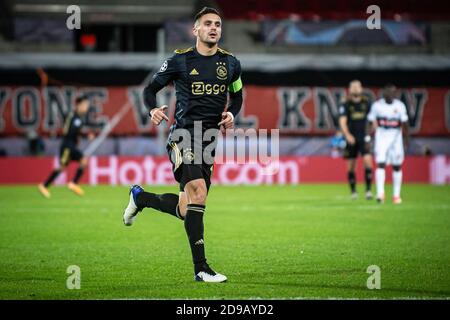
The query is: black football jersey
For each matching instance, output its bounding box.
[62,112,84,146]
[152,47,242,130]
[338,97,371,140]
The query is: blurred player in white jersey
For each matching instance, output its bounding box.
[367,84,409,204]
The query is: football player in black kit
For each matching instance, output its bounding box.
[338,80,373,200]
[38,95,91,198]
[122,7,243,282]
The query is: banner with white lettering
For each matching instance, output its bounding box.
[0,156,448,185]
[0,86,449,136]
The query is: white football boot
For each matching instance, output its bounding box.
[123,185,144,226]
[195,265,227,283]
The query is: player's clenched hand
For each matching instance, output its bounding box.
[345,134,356,145]
[150,105,169,126]
[218,112,234,130]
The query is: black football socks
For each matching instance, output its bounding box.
[365,168,372,192]
[44,169,61,187]
[184,204,208,274]
[73,166,85,184]
[135,194,209,273]
[348,171,356,193]
[136,192,183,219]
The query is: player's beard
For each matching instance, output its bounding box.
[350,93,362,102]
[200,32,219,47]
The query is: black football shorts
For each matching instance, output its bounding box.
[343,139,370,159]
[59,144,83,166]
[167,141,214,192]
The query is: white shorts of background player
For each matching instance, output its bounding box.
[374,129,404,166]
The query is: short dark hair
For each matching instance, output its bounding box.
[384,83,396,89]
[75,95,89,105]
[194,7,221,23]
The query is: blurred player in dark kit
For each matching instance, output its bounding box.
[339,80,373,200]
[38,95,92,198]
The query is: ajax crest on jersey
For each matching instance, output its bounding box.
[216,65,227,80]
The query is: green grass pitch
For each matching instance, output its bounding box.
[0,184,449,299]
